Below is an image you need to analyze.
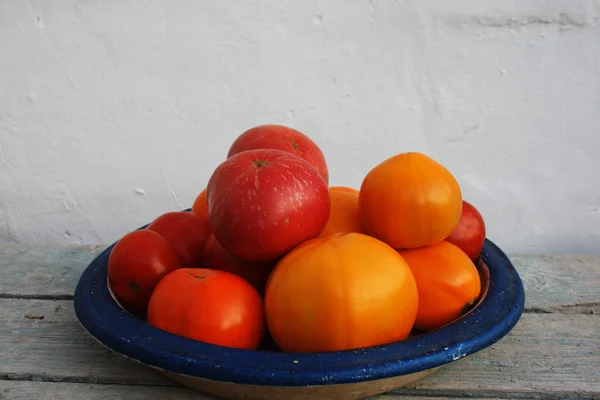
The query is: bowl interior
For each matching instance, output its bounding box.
[74,237,524,388]
[106,255,492,349]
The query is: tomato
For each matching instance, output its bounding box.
[227,124,329,184]
[147,268,266,350]
[203,234,275,295]
[446,200,486,261]
[107,230,181,318]
[147,211,211,269]
[319,187,364,237]
[264,232,419,352]
[191,188,209,221]
[329,186,359,195]
[359,152,462,249]
[207,149,330,262]
[398,240,481,331]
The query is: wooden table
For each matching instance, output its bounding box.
[0,245,598,400]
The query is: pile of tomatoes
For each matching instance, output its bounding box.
[107,124,487,353]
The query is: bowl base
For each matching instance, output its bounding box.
[157,367,439,400]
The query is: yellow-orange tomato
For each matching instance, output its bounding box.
[264,233,419,353]
[329,186,359,195]
[359,152,462,249]
[191,189,209,221]
[398,240,481,331]
[319,188,364,237]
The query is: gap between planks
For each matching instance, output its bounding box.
[0,293,74,301]
[522,302,599,315]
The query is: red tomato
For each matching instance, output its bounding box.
[203,234,275,295]
[227,124,329,184]
[147,268,266,350]
[446,200,486,261]
[147,211,211,269]
[207,149,330,262]
[107,230,181,318]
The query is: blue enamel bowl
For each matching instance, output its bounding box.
[74,235,525,400]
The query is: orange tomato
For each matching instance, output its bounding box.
[147,268,266,350]
[191,189,209,221]
[398,240,481,331]
[264,233,419,353]
[319,187,364,237]
[329,186,359,195]
[359,152,462,249]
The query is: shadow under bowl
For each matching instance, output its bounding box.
[74,237,525,400]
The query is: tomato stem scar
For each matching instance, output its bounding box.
[252,160,269,169]
[187,271,207,279]
[290,139,299,151]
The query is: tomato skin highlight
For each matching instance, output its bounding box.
[107,229,182,318]
[147,268,266,350]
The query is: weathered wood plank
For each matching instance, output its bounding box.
[0,381,213,400]
[0,245,103,298]
[1,245,600,311]
[400,313,600,395]
[510,254,600,312]
[1,298,598,396]
[0,298,172,386]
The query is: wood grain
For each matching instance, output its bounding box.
[510,254,600,313]
[2,246,599,313]
[0,298,171,386]
[1,298,598,398]
[0,245,103,299]
[0,381,213,400]
[401,313,600,395]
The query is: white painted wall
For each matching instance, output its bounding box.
[1,0,599,254]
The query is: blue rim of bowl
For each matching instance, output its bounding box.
[74,235,525,387]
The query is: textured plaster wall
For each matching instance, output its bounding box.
[1,0,599,254]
